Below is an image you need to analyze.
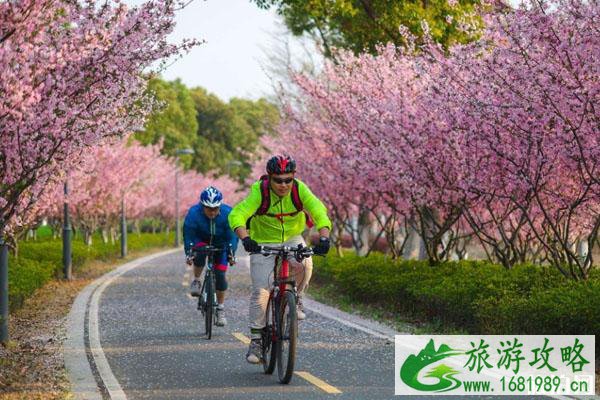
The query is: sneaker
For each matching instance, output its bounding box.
[246,338,262,364]
[190,279,202,297]
[216,306,227,326]
[297,298,306,320]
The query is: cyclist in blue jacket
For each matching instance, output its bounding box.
[183,186,238,326]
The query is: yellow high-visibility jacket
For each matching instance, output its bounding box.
[228,178,331,243]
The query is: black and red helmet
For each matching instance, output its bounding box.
[266,155,296,174]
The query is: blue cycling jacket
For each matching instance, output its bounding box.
[182,203,239,259]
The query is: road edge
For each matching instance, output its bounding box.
[302,297,598,400]
[63,248,181,400]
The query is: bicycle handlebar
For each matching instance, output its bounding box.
[190,244,231,256]
[252,244,314,260]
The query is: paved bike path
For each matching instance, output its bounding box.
[96,250,558,400]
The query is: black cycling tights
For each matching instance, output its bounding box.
[214,269,227,291]
[193,254,227,291]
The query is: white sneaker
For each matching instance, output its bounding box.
[297,299,306,320]
[216,306,227,326]
[246,338,262,364]
[190,279,202,296]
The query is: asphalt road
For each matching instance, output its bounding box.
[95,250,559,400]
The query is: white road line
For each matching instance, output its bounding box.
[302,298,400,341]
[89,276,128,400]
[79,249,181,400]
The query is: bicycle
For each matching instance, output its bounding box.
[191,244,231,340]
[252,244,314,384]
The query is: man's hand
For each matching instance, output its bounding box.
[227,253,237,266]
[313,237,330,255]
[242,237,260,253]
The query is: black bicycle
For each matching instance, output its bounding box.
[191,245,230,340]
[253,244,314,384]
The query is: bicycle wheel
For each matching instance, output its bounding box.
[205,271,214,339]
[197,279,206,314]
[262,296,276,374]
[276,290,297,384]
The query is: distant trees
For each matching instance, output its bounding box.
[252,0,486,57]
[135,80,280,183]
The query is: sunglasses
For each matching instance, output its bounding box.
[271,176,294,185]
[204,206,219,211]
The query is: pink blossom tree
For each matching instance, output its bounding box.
[274,0,600,278]
[428,0,600,277]
[0,0,198,240]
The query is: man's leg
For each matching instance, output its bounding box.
[291,255,312,320]
[285,236,313,319]
[295,256,313,295]
[190,255,206,296]
[217,290,225,304]
[215,267,228,326]
[246,251,273,363]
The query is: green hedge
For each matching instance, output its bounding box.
[312,252,599,354]
[8,258,56,311]
[8,232,175,311]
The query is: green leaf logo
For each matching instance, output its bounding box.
[400,339,464,392]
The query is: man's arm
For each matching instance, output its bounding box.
[224,214,239,252]
[298,181,332,237]
[228,182,262,240]
[318,226,330,239]
[182,209,198,255]
[234,226,250,240]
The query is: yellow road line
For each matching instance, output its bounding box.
[231,334,341,394]
[232,332,251,345]
[295,371,342,394]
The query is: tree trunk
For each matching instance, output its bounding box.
[101,229,109,244]
[84,230,93,246]
[402,220,426,260]
[110,227,117,245]
[355,208,370,256]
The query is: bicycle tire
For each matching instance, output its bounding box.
[197,278,206,313]
[205,271,214,339]
[276,290,297,384]
[262,296,276,374]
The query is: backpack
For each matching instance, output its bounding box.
[246,175,314,229]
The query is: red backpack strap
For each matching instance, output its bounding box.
[291,179,314,228]
[246,176,271,230]
[257,175,271,215]
[290,180,303,211]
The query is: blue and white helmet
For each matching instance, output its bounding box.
[199,186,223,208]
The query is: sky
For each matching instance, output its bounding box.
[155,0,287,101]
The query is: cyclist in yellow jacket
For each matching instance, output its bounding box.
[229,154,331,364]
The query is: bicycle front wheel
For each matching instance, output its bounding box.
[205,273,214,339]
[276,290,297,384]
[262,296,276,374]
